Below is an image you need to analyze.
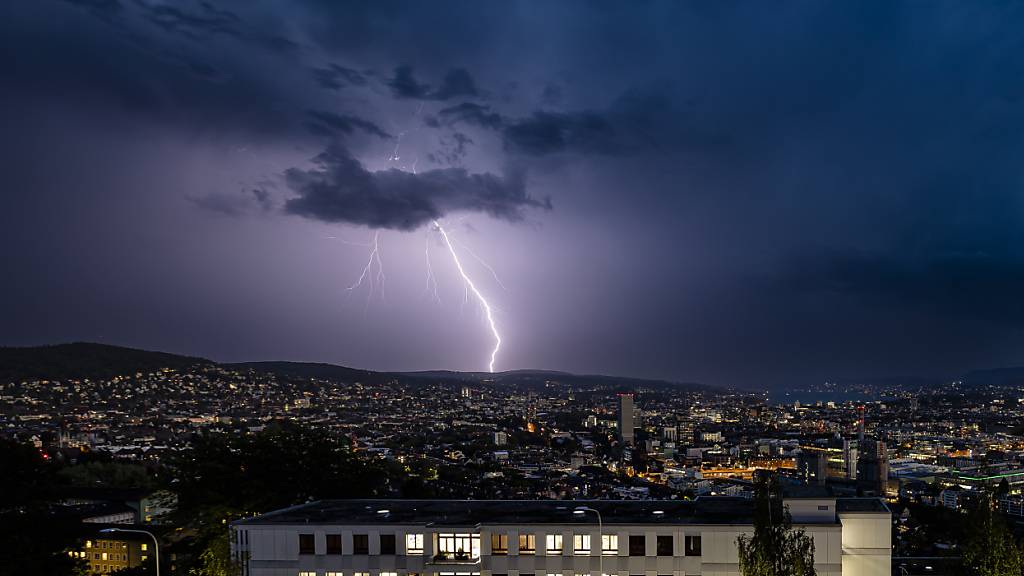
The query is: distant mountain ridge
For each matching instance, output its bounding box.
[0,342,212,383]
[0,342,709,391]
[962,366,1024,387]
[5,342,1024,392]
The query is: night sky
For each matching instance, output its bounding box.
[3,1,1024,388]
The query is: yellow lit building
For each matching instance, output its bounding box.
[78,536,151,574]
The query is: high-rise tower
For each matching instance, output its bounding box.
[618,393,635,445]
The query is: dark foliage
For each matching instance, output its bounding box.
[0,439,87,575]
[0,342,211,384]
[736,476,816,576]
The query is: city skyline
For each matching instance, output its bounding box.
[4,2,1024,388]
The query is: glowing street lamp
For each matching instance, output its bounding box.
[573,506,603,576]
[100,528,159,576]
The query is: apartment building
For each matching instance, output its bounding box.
[231,498,890,576]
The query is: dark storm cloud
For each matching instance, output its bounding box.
[387,66,479,101]
[434,103,504,130]
[787,250,1024,326]
[61,0,122,18]
[7,0,1024,386]
[283,142,549,230]
[504,111,621,156]
[311,64,369,90]
[431,104,623,155]
[304,110,391,139]
[434,88,677,157]
[141,1,241,39]
[387,66,431,99]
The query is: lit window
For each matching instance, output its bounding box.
[381,572,398,576]
[86,541,93,548]
[436,533,480,560]
[355,572,370,576]
[141,543,148,551]
[102,553,109,561]
[326,573,343,576]
[406,533,424,554]
[142,556,148,562]
[601,534,617,555]
[491,534,508,555]
[545,534,563,555]
[299,572,317,576]
[518,534,536,554]
[573,534,590,555]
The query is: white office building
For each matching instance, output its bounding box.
[231,498,890,576]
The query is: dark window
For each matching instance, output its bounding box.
[353,534,369,555]
[326,534,342,555]
[684,535,701,556]
[299,533,315,555]
[629,535,646,556]
[380,534,396,555]
[817,505,830,511]
[656,535,673,556]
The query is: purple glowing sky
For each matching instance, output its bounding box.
[2,1,1024,387]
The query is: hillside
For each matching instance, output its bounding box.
[0,342,714,392]
[0,342,212,383]
[962,367,1024,387]
[224,361,391,384]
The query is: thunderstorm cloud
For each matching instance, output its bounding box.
[283,143,550,230]
[6,0,1024,385]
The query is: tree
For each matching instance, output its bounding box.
[0,439,87,575]
[736,477,817,576]
[962,492,1023,576]
[167,423,400,574]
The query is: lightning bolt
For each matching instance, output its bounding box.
[453,238,508,292]
[424,233,441,304]
[347,230,385,303]
[434,220,501,372]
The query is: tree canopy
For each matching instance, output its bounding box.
[736,477,817,576]
[962,492,1023,576]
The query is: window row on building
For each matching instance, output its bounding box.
[296,532,701,558]
[294,572,692,576]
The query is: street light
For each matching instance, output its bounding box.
[100,528,159,576]
[573,506,603,576]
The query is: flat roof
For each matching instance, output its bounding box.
[235,497,886,527]
[836,498,890,513]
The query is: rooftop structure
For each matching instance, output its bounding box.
[232,498,891,576]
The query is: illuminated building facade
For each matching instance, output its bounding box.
[232,498,891,576]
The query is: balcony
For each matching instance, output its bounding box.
[428,551,481,566]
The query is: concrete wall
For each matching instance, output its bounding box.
[235,517,882,576]
[838,512,891,576]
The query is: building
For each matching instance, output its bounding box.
[618,394,635,445]
[76,530,154,575]
[796,449,828,486]
[232,498,891,576]
[856,441,889,496]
